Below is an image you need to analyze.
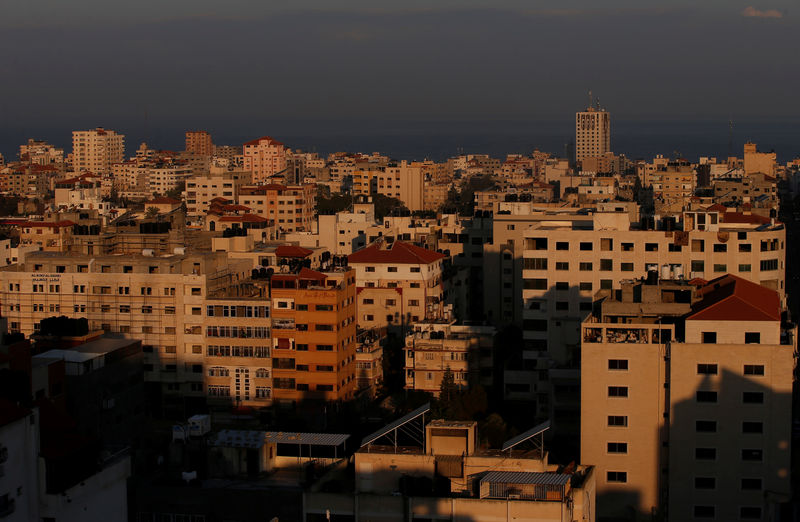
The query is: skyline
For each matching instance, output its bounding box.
[2,118,799,165]
[1,2,797,146]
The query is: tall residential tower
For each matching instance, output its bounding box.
[575,103,610,162]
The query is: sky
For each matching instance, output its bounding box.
[0,0,798,160]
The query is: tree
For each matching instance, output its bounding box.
[165,181,185,200]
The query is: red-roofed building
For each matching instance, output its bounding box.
[242,136,288,183]
[348,241,446,329]
[581,274,794,520]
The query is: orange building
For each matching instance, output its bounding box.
[185,131,214,156]
[269,268,358,403]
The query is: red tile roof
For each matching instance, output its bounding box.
[275,245,313,258]
[720,211,771,225]
[243,136,284,147]
[688,274,780,322]
[348,241,446,265]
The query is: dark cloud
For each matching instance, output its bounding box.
[0,5,797,158]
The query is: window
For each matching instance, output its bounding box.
[315,324,334,331]
[119,305,130,313]
[608,416,628,427]
[525,278,547,290]
[696,420,716,432]
[297,304,308,311]
[608,386,628,397]
[556,241,569,250]
[555,262,569,271]
[410,267,420,273]
[760,259,778,271]
[696,391,717,403]
[744,365,764,376]
[621,262,634,271]
[316,344,333,351]
[524,258,548,270]
[742,448,762,461]
[744,332,760,344]
[608,359,628,370]
[691,239,705,252]
[600,259,613,271]
[555,281,568,290]
[697,363,718,375]
[579,262,592,271]
[693,506,714,518]
[607,442,628,453]
[694,477,715,489]
[317,384,334,392]
[742,392,763,404]
[141,305,153,314]
[525,237,547,250]
[621,242,634,252]
[645,242,658,252]
[713,243,727,252]
[315,304,333,311]
[741,478,762,490]
[600,279,612,290]
[606,471,627,483]
[742,421,763,434]
[579,242,593,251]
[713,264,726,272]
[579,282,592,291]
[695,447,716,460]
[739,243,752,252]
[600,238,613,251]
[740,507,761,519]
[701,332,717,343]
[365,266,375,272]
[668,243,682,252]
[691,260,705,272]
[739,264,752,272]
[387,266,398,272]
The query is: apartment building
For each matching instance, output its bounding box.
[185,131,213,156]
[581,275,793,521]
[486,206,785,409]
[238,184,316,233]
[19,138,65,169]
[203,282,273,408]
[404,321,495,394]
[242,136,288,183]
[268,268,358,403]
[184,170,253,216]
[0,251,251,414]
[743,142,776,176]
[72,128,124,174]
[575,106,610,161]
[348,241,446,330]
[285,202,376,255]
[352,161,425,211]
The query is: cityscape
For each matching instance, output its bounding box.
[0,3,798,522]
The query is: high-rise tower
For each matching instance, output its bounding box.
[575,100,610,162]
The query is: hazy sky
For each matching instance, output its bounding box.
[0,0,797,157]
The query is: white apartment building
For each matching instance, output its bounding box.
[0,252,252,413]
[72,128,124,174]
[184,170,253,216]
